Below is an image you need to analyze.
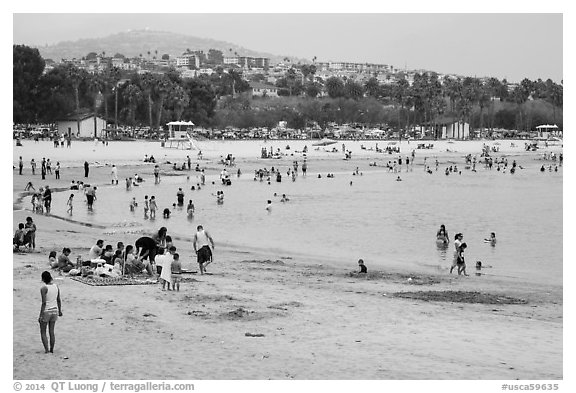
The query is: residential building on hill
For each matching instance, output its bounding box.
[250,82,278,97]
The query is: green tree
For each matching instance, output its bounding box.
[13,45,45,123]
[169,85,190,121]
[35,66,76,123]
[140,73,157,130]
[364,77,381,98]
[155,76,174,130]
[122,83,143,126]
[344,79,364,100]
[325,76,345,98]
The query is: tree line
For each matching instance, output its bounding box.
[14,45,562,135]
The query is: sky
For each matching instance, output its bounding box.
[12,12,563,83]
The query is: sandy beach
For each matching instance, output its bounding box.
[12,139,563,380]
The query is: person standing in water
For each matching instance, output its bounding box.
[176,188,185,206]
[38,271,62,353]
[149,196,158,219]
[154,165,161,184]
[66,194,74,215]
[484,232,497,246]
[187,200,195,217]
[436,224,449,244]
[111,164,118,185]
[450,233,463,274]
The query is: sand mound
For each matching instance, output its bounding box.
[393,290,528,304]
[219,307,285,321]
[240,259,286,265]
[348,271,443,285]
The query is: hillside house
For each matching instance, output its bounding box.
[250,82,278,97]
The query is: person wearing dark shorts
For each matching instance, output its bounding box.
[193,225,215,275]
[197,246,212,267]
[135,236,158,266]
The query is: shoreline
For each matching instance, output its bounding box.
[12,207,563,380]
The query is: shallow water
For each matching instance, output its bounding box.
[44,150,563,287]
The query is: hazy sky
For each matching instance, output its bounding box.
[13,13,563,83]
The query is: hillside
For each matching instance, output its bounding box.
[30,29,303,64]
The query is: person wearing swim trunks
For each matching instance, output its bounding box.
[38,271,62,353]
[171,253,182,291]
[193,225,215,275]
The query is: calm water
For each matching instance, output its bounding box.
[42,149,562,286]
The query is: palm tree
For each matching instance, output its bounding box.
[170,85,190,120]
[477,80,491,137]
[485,77,501,134]
[123,83,142,127]
[393,78,409,135]
[155,76,173,130]
[102,67,121,127]
[62,64,84,135]
[140,73,156,131]
[88,74,104,137]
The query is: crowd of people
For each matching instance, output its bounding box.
[46,225,216,286]
[435,225,497,277]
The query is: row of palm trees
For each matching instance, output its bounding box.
[54,60,563,134]
[320,72,563,133]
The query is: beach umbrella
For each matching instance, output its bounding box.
[312,138,337,146]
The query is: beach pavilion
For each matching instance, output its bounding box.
[57,112,107,139]
[535,124,561,138]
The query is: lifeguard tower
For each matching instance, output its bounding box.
[164,121,200,150]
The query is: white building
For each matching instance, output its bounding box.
[176,54,200,68]
[250,82,279,97]
[57,113,107,139]
[441,121,470,139]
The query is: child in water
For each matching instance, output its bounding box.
[187,200,195,217]
[143,195,149,217]
[149,196,157,219]
[358,259,367,273]
[130,197,138,212]
[457,243,469,276]
[484,232,496,245]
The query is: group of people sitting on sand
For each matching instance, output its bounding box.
[46,227,184,291]
[13,216,37,252]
